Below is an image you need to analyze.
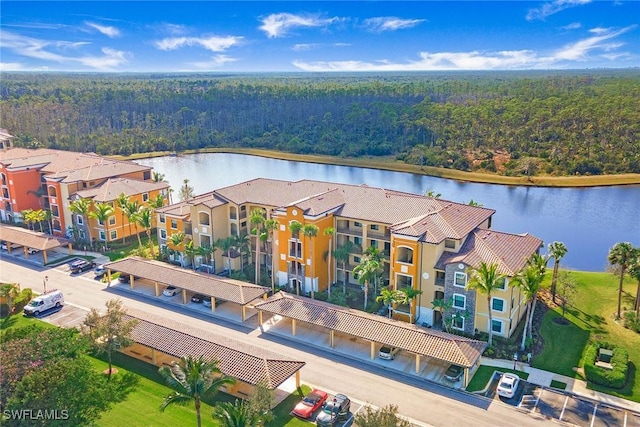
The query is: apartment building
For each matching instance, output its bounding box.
[156,178,542,338]
[0,140,161,242]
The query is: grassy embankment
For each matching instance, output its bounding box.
[533,270,640,402]
[116,148,640,188]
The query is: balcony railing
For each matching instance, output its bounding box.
[336,226,363,237]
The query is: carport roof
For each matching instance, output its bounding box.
[0,224,70,251]
[254,292,486,368]
[105,257,269,305]
[124,308,305,389]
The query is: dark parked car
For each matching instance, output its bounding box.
[69,259,96,274]
[118,274,136,283]
[191,294,207,303]
[217,269,231,277]
[315,394,351,426]
[444,364,464,382]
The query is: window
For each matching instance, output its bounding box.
[171,219,178,229]
[143,171,151,180]
[289,240,302,257]
[77,215,84,225]
[110,230,117,240]
[354,236,362,246]
[370,224,379,231]
[354,256,361,263]
[99,230,106,241]
[48,186,57,197]
[492,298,505,312]
[2,188,8,199]
[159,214,166,224]
[109,216,116,226]
[445,239,456,249]
[51,205,60,218]
[454,272,467,287]
[497,277,507,290]
[240,205,246,211]
[453,294,466,309]
[369,239,377,248]
[142,193,149,202]
[396,246,413,264]
[354,221,362,227]
[452,315,465,331]
[491,319,504,334]
[160,229,167,239]
[198,212,210,226]
[241,221,247,228]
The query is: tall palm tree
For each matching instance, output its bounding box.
[466,262,506,346]
[302,224,319,299]
[401,287,424,323]
[179,178,194,201]
[323,227,335,298]
[432,297,454,332]
[233,232,251,272]
[216,236,235,272]
[608,242,635,319]
[250,209,266,285]
[169,232,185,265]
[152,171,166,183]
[124,200,141,247]
[353,253,382,311]
[333,240,357,294]
[89,202,115,248]
[363,246,384,296]
[159,355,235,427]
[213,400,260,427]
[548,241,568,303]
[628,249,640,316]
[136,206,155,258]
[43,209,53,234]
[184,240,197,269]
[288,221,303,295]
[376,287,406,319]
[512,263,544,350]
[32,209,46,232]
[116,193,130,244]
[196,243,216,272]
[21,209,35,230]
[69,197,93,248]
[264,219,279,293]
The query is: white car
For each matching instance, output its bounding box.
[378,345,399,360]
[162,286,180,297]
[496,373,520,398]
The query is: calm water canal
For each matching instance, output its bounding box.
[136,153,640,272]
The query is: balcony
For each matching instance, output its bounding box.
[336,226,363,237]
[367,228,390,241]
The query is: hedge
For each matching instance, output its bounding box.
[583,342,629,389]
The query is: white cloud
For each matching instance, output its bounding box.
[154,35,243,52]
[189,54,238,69]
[85,21,121,38]
[363,16,424,33]
[0,62,27,71]
[526,0,591,21]
[258,13,339,38]
[292,42,350,51]
[0,30,129,70]
[559,22,582,31]
[551,25,636,60]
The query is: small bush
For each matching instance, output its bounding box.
[583,342,629,389]
[623,311,640,333]
[13,289,34,313]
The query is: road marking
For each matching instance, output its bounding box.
[532,388,542,413]
[590,403,598,427]
[559,395,569,421]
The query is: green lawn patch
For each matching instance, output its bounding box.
[466,366,529,393]
[267,385,313,427]
[534,310,589,377]
[550,380,567,390]
[0,312,56,331]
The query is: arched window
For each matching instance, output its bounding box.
[48,186,57,197]
[396,246,414,264]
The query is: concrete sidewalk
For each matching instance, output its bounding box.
[481,357,640,414]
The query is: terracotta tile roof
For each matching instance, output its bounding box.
[155,200,191,218]
[123,307,305,389]
[105,257,268,304]
[72,178,169,202]
[254,292,486,367]
[435,229,543,276]
[0,224,70,251]
[53,161,150,183]
[288,188,345,216]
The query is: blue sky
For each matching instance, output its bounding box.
[1,1,638,72]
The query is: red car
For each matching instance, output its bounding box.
[291,389,328,419]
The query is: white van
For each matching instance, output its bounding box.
[23,290,64,316]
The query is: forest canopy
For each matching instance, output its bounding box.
[1,70,638,176]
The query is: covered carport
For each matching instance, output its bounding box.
[121,308,306,403]
[104,257,270,321]
[0,224,72,264]
[254,292,486,387]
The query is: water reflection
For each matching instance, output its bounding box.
[137,153,640,272]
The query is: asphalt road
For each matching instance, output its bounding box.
[0,256,556,427]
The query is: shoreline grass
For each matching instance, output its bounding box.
[114,148,640,188]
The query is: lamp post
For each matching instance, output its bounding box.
[43,275,49,293]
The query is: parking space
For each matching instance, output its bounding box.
[41,303,88,329]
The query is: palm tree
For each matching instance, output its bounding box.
[159,355,235,427]
[323,227,335,298]
[376,287,405,319]
[250,209,266,285]
[548,241,568,303]
[466,262,506,346]
[432,297,454,332]
[116,193,130,244]
[216,236,235,273]
[124,200,141,247]
[424,189,441,198]
[0,283,20,315]
[333,240,357,294]
[32,209,46,232]
[608,242,635,319]
[69,198,93,248]
[363,246,384,296]
[353,254,382,311]
[43,209,53,234]
[288,221,303,295]
[512,263,545,350]
[89,202,115,248]
[302,224,319,299]
[152,171,166,183]
[213,400,260,427]
[264,219,279,293]
[401,287,424,323]
[21,209,35,230]
[196,243,216,272]
[169,232,185,265]
[233,232,251,272]
[184,240,197,269]
[628,249,640,316]
[136,206,155,258]
[179,178,195,201]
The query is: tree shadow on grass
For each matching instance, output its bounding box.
[563,305,607,334]
[0,313,19,330]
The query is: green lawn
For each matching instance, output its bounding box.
[533,270,640,402]
[466,366,529,393]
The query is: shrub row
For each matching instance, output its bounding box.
[583,342,629,389]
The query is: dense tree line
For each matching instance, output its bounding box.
[1,71,638,175]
